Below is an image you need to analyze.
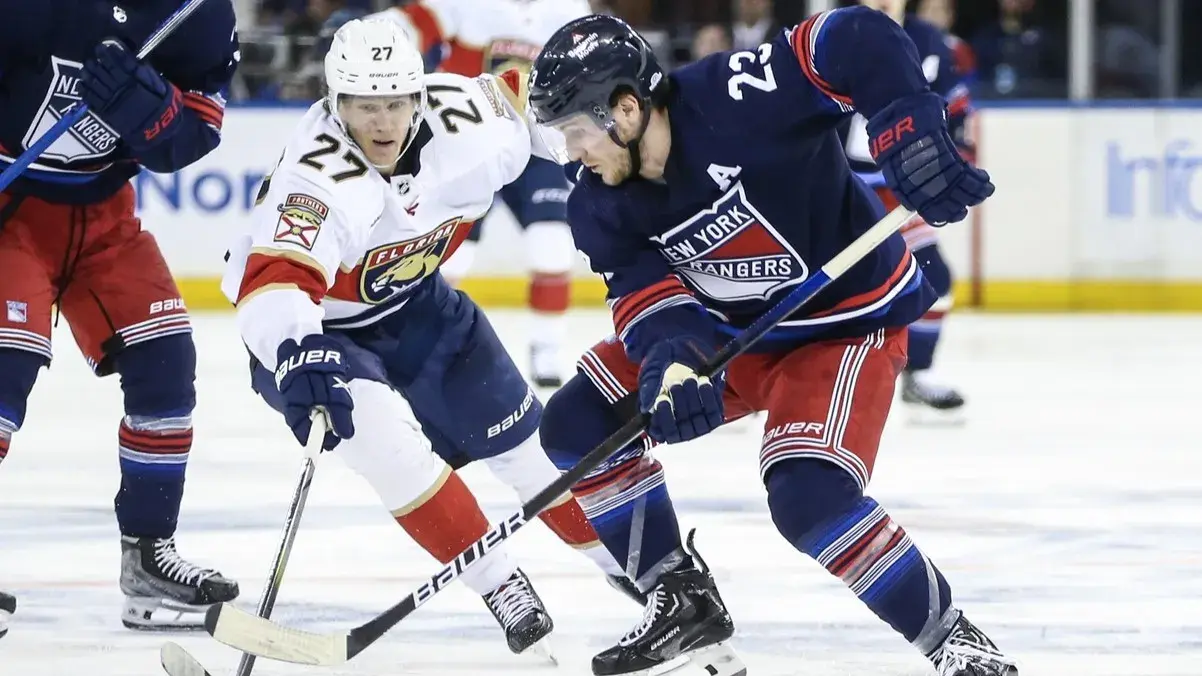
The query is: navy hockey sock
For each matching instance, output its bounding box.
[767,460,958,654]
[542,374,684,589]
[908,245,951,371]
[906,319,941,371]
[0,349,47,465]
[113,335,196,539]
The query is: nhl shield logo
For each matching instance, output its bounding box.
[359,218,465,304]
[24,57,121,164]
[654,183,808,303]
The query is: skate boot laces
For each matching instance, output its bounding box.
[153,537,217,586]
[620,587,667,646]
[486,573,540,629]
[932,621,1002,676]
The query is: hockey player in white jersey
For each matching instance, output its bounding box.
[221,17,622,656]
[373,0,592,387]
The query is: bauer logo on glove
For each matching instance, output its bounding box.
[867,92,994,226]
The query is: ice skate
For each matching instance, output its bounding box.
[530,343,564,389]
[0,590,15,638]
[120,535,240,631]
[901,370,966,425]
[592,531,745,676]
[483,568,556,663]
[606,573,648,605]
[928,612,1018,676]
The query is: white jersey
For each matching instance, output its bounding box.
[372,0,591,77]
[222,72,531,369]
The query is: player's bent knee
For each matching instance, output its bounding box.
[115,333,197,417]
[765,458,865,548]
[334,379,449,512]
[540,373,620,470]
[0,349,47,432]
[483,430,563,502]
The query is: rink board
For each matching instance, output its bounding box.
[133,104,1202,311]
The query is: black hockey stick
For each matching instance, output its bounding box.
[161,413,328,676]
[0,0,213,193]
[203,205,916,666]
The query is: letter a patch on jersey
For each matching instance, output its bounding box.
[274,193,329,250]
[652,183,809,303]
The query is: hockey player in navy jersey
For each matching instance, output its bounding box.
[530,10,1015,676]
[0,0,240,630]
[843,0,976,417]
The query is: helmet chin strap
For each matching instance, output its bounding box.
[607,101,652,180]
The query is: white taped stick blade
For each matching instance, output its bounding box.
[208,603,348,666]
[160,642,214,676]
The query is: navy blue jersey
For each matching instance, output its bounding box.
[0,0,238,204]
[839,14,974,185]
[566,7,939,360]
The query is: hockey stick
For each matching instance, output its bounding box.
[0,0,212,193]
[204,204,917,666]
[160,412,328,676]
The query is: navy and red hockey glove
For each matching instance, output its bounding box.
[274,335,355,451]
[80,39,182,153]
[638,338,726,444]
[867,92,994,226]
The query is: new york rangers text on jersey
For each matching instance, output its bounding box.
[0,0,239,204]
[566,7,941,360]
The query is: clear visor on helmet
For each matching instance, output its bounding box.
[531,109,613,165]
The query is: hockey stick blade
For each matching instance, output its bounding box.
[160,642,214,676]
[204,205,914,665]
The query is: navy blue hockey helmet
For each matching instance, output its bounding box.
[528,14,665,165]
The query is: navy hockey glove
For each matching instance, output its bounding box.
[80,39,182,152]
[868,92,994,226]
[274,335,355,451]
[638,338,726,444]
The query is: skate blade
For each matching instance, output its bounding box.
[630,641,746,676]
[903,404,966,427]
[124,597,211,631]
[525,636,558,666]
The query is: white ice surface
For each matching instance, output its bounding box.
[1,311,1200,676]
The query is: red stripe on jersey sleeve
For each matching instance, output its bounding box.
[791,13,854,108]
[183,92,224,129]
[237,253,327,305]
[610,276,693,337]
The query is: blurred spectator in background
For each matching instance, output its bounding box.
[692,23,732,60]
[971,0,1067,98]
[732,0,777,50]
[918,0,977,89]
[1095,0,1161,98]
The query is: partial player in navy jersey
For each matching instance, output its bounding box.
[529,11,1014,676]
[844,0,976,419]
[0,0,240,630]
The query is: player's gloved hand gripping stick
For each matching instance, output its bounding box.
[0,0,212,193]
[202,205,917,666]
[160,411,329,676]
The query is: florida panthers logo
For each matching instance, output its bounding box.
[359,218,466,304]
[484,39,541,78]
[24,57,121,164]
[653,183,808,302]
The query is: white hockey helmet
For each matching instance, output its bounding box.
[324,17,427,150]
